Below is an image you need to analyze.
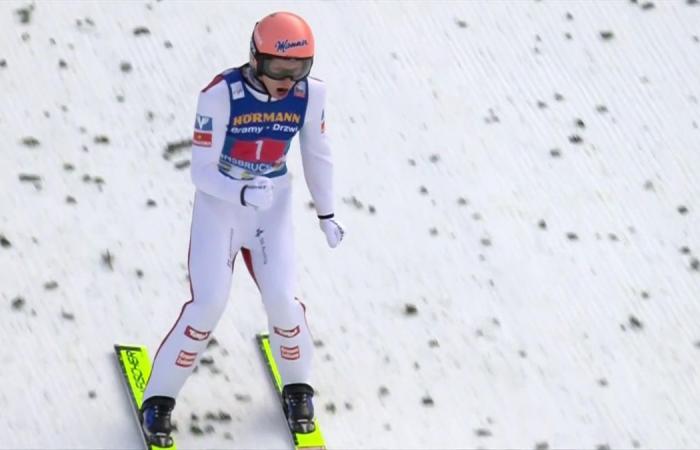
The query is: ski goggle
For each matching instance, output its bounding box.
[258,56,313,81]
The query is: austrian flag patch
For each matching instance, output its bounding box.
[193,114,213,147]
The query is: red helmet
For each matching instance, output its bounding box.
[250,12,315,80]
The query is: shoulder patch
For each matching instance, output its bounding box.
[193,114,213,147]
[294,80,307,98]
[231,81,245,100]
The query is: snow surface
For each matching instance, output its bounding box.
[1,1,699,449]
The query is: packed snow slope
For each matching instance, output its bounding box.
[1,1,699,449]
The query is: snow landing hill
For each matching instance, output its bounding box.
[1,1,699,449]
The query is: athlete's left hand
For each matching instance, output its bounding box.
[319,215,345,248]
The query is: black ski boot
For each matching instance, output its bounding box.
[282,383,316,434]
[140,396,176,447]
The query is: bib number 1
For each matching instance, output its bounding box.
[255,140,263,160]
[228,138,286,163]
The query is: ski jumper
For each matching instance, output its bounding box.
[143,65,334,400]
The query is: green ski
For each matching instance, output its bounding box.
[256,333,326,450]
[115,344,177,450]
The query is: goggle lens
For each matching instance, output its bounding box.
[260,57,313,81]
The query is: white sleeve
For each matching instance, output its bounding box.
[190,79,245,203]
[299,78,334,217]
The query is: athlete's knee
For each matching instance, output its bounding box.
[260,281,293,304]
[262,289,296,312]
[185,294,229,328]
[270,307,310,335]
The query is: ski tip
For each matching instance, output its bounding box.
[255,333,270,346]
[115,343,147,352]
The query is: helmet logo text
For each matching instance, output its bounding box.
[276,39,308,53]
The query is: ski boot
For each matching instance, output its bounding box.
[140,395,176,447]
[282,383,316,434]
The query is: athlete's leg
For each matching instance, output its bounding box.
[244,181,314,385]
[144,190,246,399]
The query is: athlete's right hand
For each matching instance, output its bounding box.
[240,176,275,211]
